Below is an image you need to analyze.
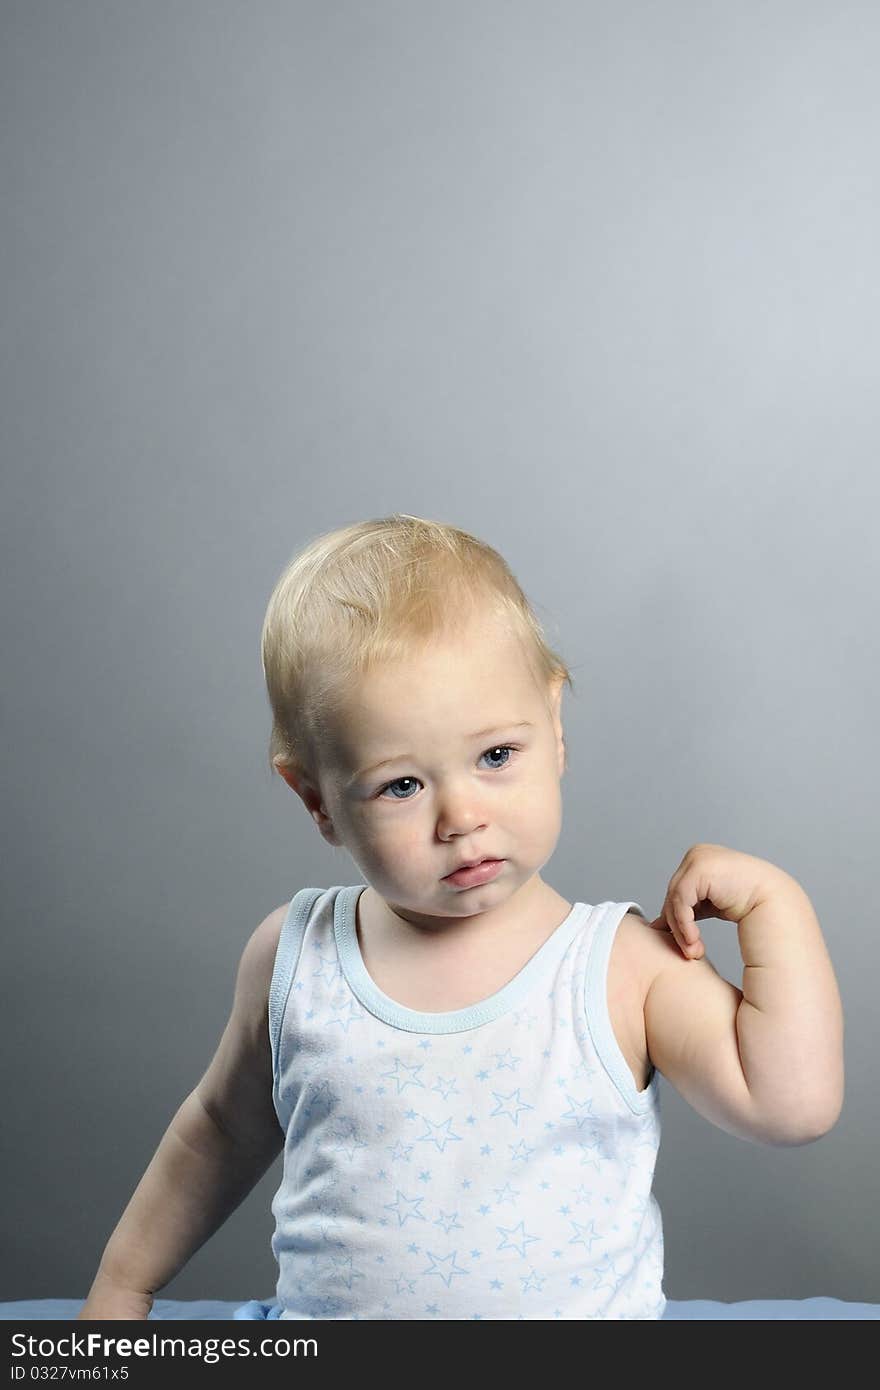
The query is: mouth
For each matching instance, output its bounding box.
[442,857,504,882]
[446,857,493,875]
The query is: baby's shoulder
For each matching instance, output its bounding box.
[225,901,289,1048]
[606,908,689,1093]
[250,900,288,962]
[607,907,705,1066]
[243,901,288,997]
[605,912,656,1093]
[194,901,290,1152]
[609,908,685,1008]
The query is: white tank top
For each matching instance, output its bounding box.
[268,883,666,1319]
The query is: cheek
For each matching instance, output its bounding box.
[517,781,562,830]
[368,817,422,853]
[507,777,551,816]
[543,788,564,838]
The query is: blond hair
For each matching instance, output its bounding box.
[260,513,574,781]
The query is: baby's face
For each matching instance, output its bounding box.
[312,612,566,928]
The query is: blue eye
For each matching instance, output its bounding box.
[376,744,519,801]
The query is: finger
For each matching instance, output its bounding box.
[651,902,689,957]
[673,898,705,958]
[650,888,704,958]
[647,898,675,933]
[656,890,690,955]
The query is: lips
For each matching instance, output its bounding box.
[442,857,505,888]
[447,857,493,875]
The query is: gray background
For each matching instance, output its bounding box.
[2,1,877,1305]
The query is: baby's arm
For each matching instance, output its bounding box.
[640,846,844,1145]
[78,903,287,1320]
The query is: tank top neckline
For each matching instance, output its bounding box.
[333,883,591,1035]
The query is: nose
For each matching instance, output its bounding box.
[436,785,489,840]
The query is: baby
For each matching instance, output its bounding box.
[79,513,844,1321]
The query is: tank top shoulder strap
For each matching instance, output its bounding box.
[268,886,326,1085]
[579,900,659,1116]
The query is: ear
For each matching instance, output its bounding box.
[547,674,566,776]
[274,757,345,848]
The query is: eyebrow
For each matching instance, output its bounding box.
[349,721,535,784]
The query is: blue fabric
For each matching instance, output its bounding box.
[1,1297,878,1320]
[233,1299,284,1320]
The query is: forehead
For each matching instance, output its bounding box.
[326,622,541,758]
